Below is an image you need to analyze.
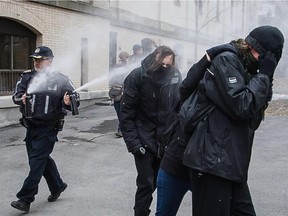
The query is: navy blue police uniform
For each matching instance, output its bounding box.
[12,68,77,206]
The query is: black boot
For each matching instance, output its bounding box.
[48,182,68,202]
[11,200,30,213]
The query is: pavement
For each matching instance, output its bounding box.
[0,99,288,216]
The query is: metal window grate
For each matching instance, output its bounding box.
[0,70,22,95]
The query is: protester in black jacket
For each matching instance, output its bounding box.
[182,26,284,216]
[120,45,182,216]
[109,51,130,138]
[155,44,237,216]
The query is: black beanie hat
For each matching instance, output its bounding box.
[245,25,284,62]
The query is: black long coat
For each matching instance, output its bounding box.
[183,50,271,182]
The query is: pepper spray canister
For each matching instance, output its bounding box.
[68,91,79,115]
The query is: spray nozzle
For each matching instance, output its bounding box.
[67,91,80,115]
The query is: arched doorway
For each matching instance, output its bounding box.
[0,17,36,95]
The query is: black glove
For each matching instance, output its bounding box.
[132,147,146,156]
[259,51,278,82]
[206,43,236,60]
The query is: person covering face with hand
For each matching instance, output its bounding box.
[181,25,284,216]
[120,45,182,216]
[155,43,238,216]
[11,46,79,213]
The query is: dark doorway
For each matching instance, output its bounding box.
[81,38,88,87]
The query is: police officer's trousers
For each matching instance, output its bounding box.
[17,123,64,203]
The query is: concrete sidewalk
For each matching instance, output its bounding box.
[0,103,287,216]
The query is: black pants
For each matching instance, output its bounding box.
[113,100,121,131]
[133,151,161,216]
[16,124,64,203]
[190,169,256,216]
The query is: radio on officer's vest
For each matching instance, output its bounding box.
[25,94,33,119]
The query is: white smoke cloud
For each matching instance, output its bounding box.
[27,67,62,94]
[74,60,142,92]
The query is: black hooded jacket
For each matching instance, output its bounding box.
[182,48,271,183]
[120,54,182,157]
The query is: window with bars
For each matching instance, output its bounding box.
[0,18,36,95]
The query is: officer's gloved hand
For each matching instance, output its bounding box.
[206,43,236,61]
[259,51,278,82]
[132,147,146,156]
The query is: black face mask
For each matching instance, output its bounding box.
[244,51,259,74]
[160,65,172,73]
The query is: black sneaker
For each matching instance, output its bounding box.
[47,182,68,202]
[11,200,30,213]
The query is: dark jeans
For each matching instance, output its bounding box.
[155,168,191,216]
[113,100,121,131]
[133,151,161,216]
[190,169,256,216]
[16,124,64,203]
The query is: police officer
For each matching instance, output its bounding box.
[11,46,79,213]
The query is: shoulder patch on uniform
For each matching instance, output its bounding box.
[23,70,32,73]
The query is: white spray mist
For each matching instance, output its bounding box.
[74,60,143,92]
[27,66,63,94]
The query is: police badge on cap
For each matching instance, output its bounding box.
[30,46,54,59]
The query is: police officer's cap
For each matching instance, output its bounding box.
[30,46,54,59]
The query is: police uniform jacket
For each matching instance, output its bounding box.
[120,54,182,157]
[12,69,76,124]
[183,49,271,183]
